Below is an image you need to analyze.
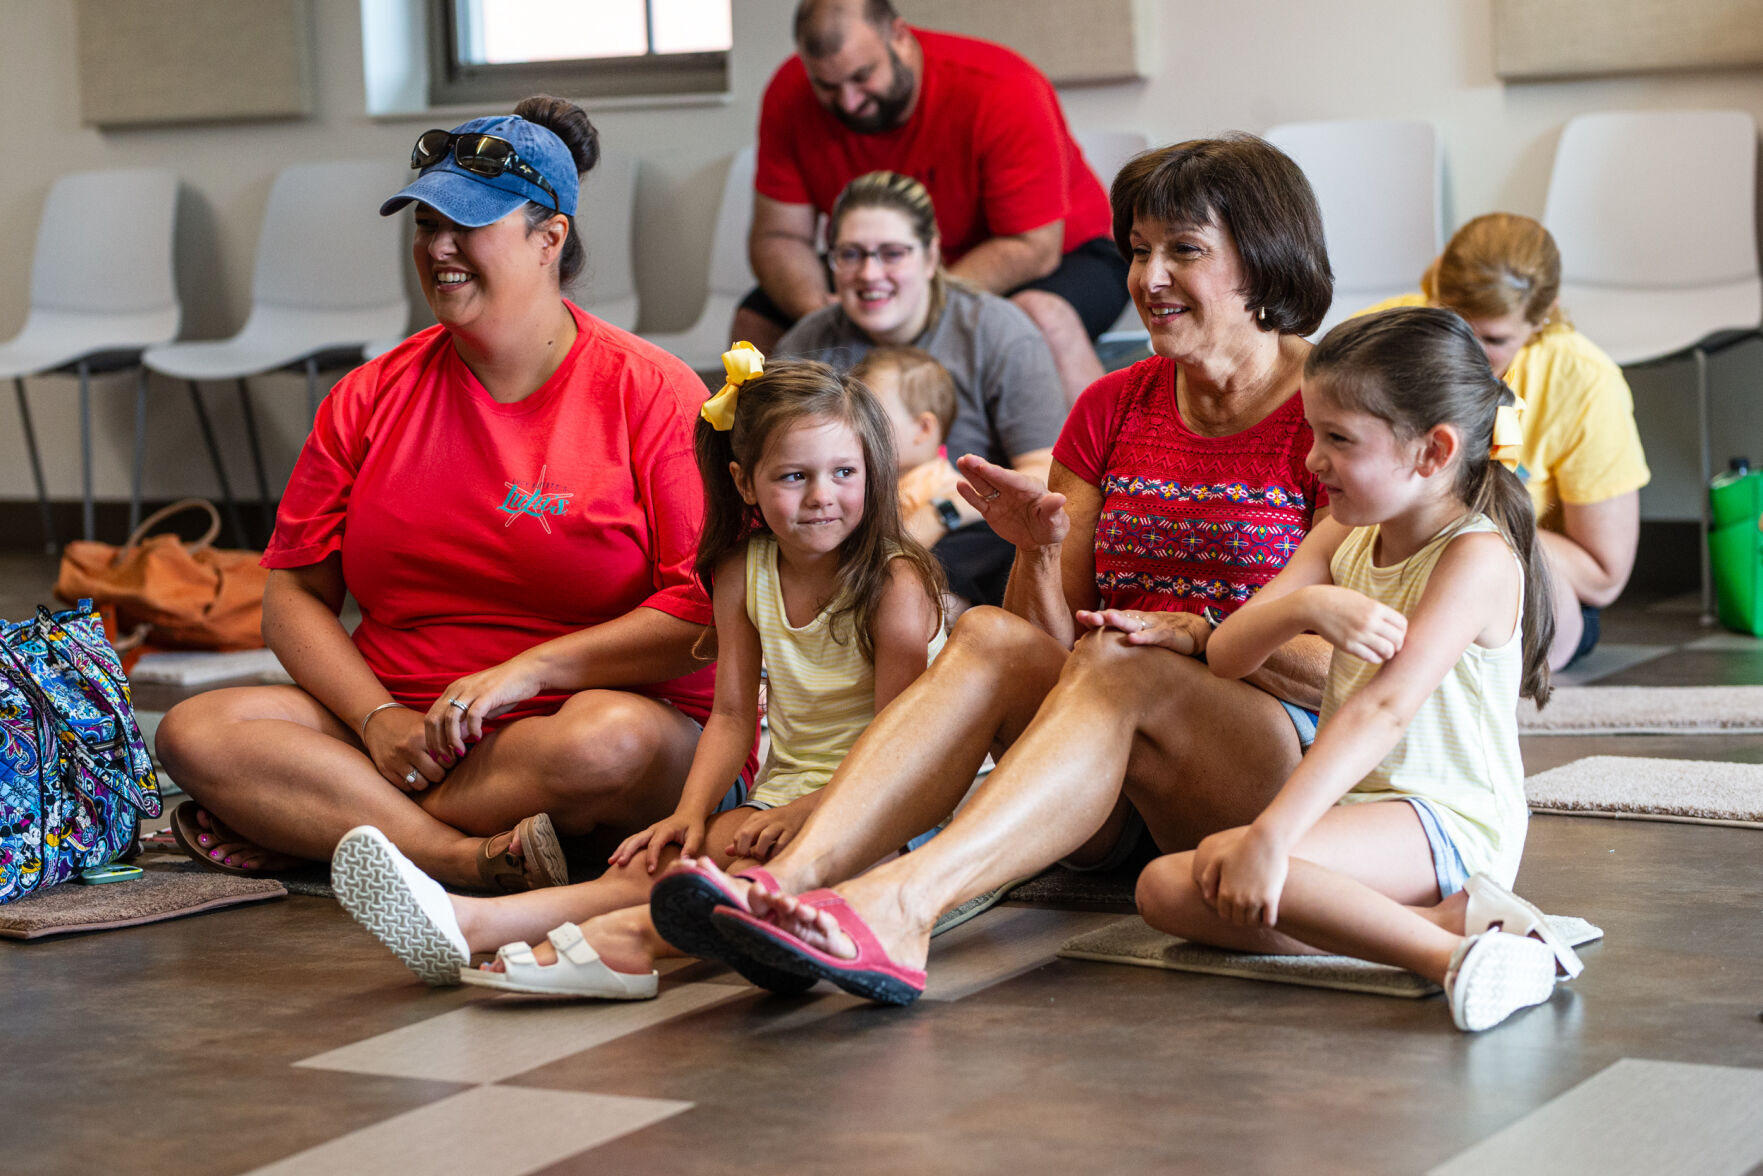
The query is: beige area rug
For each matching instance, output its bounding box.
[1058,914,1603,997]
[0,867,286,940]
[1519,685,1763,735]
[1526,755,1763,827]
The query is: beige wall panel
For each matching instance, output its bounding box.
[74,0,313,126]
[897,0,1146,84]
[1494,0,1763,79]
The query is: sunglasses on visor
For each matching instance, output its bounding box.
[410,129,561,213]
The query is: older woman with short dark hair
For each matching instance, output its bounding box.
[652,135,1343,1003]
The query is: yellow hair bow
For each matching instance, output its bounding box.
[701,341,765,431]
[1490,394,1526,473]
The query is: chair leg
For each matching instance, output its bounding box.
[187,381,248,548]
[1695,346,1713,624]
[235,377,272,545]
[77,360,94,542]
[130,367,148,536]
[13,377,55,553]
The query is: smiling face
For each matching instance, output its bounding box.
[1128,214,1257,365]
[801,18,917,133]
[1302,377,1431,528]
[831,206,937,344]
[1455,308,1540,377]
[736,414,869,559]
[411,203,562,333]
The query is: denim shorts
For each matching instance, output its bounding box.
[1402,796,1471,898]
[1279,700,1320,751]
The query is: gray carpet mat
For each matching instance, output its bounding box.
[1526,755,1763,827]
[1059,914,1603,997]
[1520,685,1763,735]
[0,865,286,939]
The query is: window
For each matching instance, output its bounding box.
[429,0,732,106]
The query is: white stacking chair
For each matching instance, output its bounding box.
[1542,109,1762,615]
[1264,119,1443,339]
[0,168,180,547]
[569,148,640,331]
[642,147,758,370]
[1075,130,1152,348]
[143,160,410,545]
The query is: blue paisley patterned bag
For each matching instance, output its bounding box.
[0,600,162,903]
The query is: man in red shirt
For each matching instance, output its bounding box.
[735,0,1128,405]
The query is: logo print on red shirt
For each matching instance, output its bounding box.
[499,464,574,533]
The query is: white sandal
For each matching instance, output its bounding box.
[1464,873,1584,979]
[459,922,659,1000]
[332,825,470,987]
[1445,929,1557,1032]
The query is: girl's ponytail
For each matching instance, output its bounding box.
[1468,391,1555,704]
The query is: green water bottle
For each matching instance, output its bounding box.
[1708,457,1763,635]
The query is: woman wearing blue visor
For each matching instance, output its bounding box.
[159,97,742,895]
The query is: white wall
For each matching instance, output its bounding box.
[1,0,1759,520]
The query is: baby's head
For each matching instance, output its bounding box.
[851,346,957,471]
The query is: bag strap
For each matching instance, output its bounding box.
[113,498,223,566]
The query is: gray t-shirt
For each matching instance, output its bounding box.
[775,282,1064,468]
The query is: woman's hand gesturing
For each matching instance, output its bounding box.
[955,454,1069,550]
[424,655,544,761]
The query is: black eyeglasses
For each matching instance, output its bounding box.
[827,242,919,273]
[411,129,560,213]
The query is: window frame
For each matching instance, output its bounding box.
[427,0,729,107]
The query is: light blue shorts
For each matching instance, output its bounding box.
[1402,796,1471,898]
[1279,699,1319,751]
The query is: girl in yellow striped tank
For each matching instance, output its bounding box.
[1135,307,1586,1032]
[331,350,946,998]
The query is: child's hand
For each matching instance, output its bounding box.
[610,813,706,874]
[1075,608,1209,656]
[1194,824,1290,927]
[1303,585,1407,663]
[727,801,813,862]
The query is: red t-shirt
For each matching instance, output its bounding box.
[1053,358,1326,615]
[755,29,1112,262]
[265,304,719,727]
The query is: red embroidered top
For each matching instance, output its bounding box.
[1053,357,1325,615]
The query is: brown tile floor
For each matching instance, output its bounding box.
[5,558,1763,1175]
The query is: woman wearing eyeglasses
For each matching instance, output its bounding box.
[775,171,1065,610]
[157,96,741,892]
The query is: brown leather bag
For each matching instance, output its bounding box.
[55,499,268,651]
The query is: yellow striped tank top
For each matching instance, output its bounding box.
[745,535,945,807]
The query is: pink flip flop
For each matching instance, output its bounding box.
[649,861,816,994]
[710,889,927,1006]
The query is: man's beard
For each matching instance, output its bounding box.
[834,47,915,133]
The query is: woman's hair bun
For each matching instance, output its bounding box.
[514,94,600,176]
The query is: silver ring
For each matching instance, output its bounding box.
[403,770,419,785]
[447,698,469,713]
[984,490,1001,502]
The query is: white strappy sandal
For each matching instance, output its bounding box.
[458,922,659,1000]
[1445,929,1558,1032]
[1463,872,1585,979]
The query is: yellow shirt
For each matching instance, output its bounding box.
[1356,294,1650,529]
[1327,515,1528,885]
[744,535,945,807]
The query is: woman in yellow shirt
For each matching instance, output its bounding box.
[1363,213,1650,669]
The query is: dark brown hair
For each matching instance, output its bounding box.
[852,345,957,441]
[513,94,600,286]
[1306,306,1554,703]
[694,358,944,660]
[1110,135,1333,336]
